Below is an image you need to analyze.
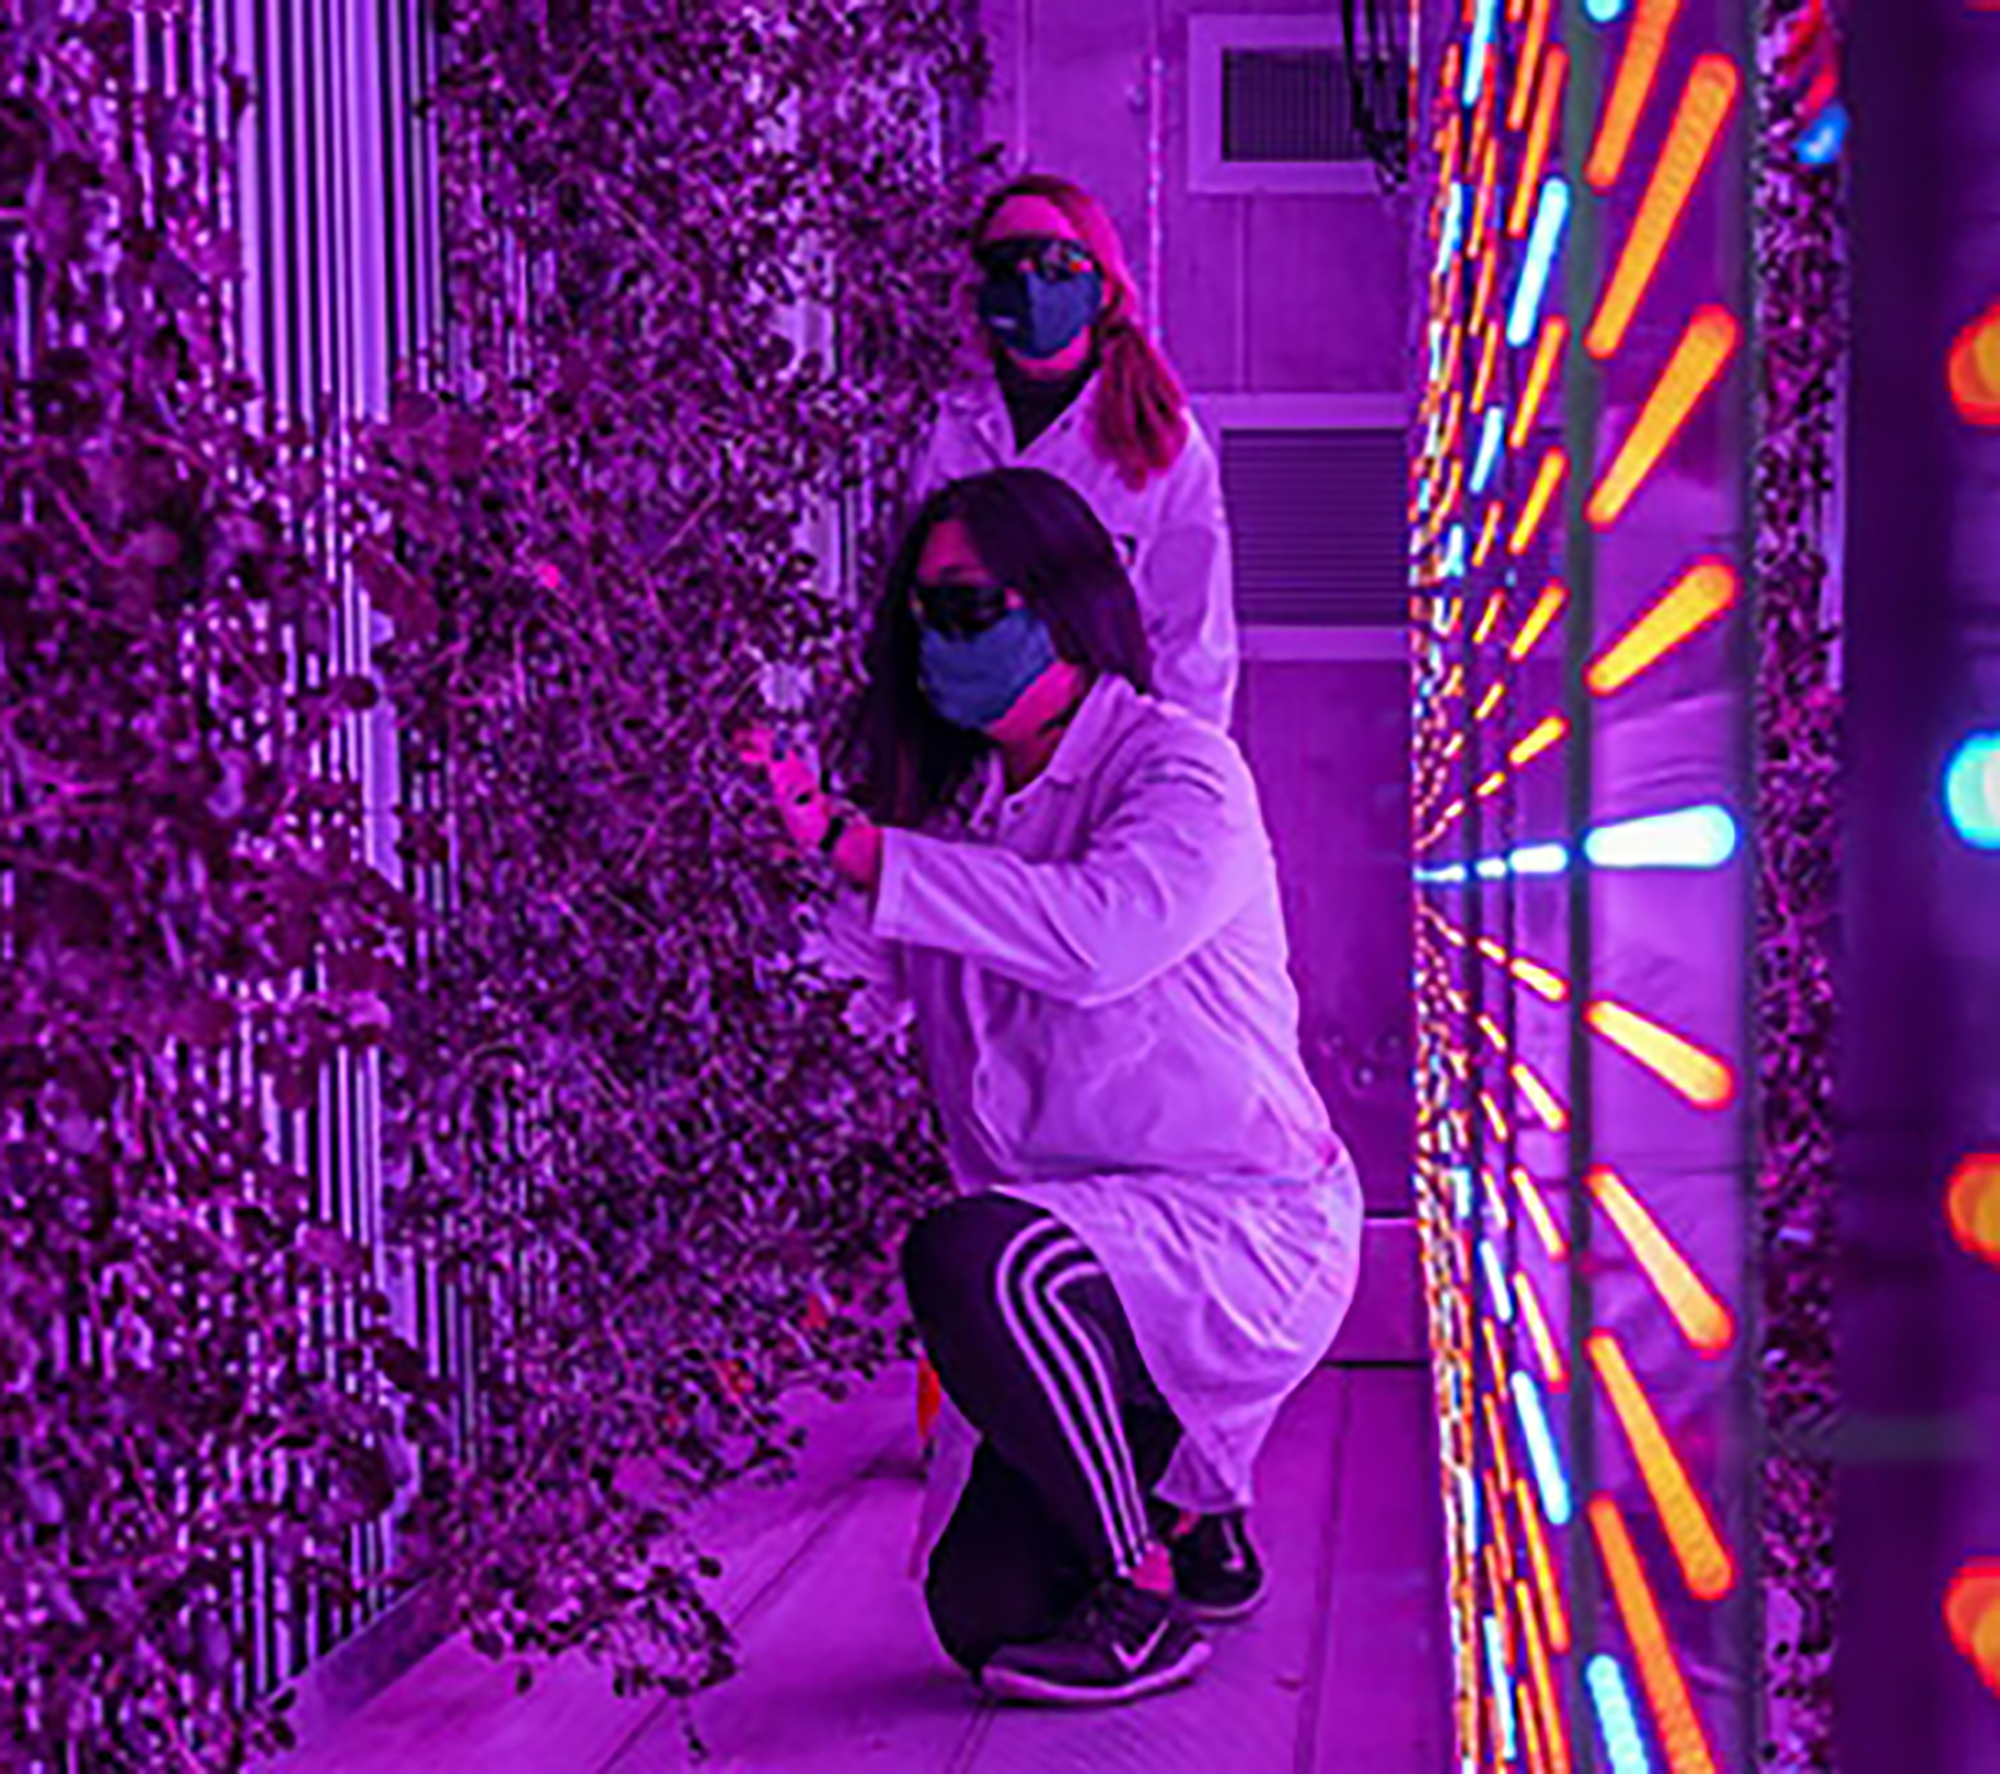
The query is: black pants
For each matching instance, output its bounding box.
[901,1192,1183,1673]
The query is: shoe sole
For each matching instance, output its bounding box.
[981,1637,1212,1707]
[1178,1583,1267,1625]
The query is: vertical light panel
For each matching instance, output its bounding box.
[1408,0,1756,1765]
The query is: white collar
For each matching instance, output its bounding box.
[972,673,1130,821]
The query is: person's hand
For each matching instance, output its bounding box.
[731,726,883,895]
[733,725,834,853]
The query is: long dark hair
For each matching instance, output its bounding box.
[843,468,1154,828]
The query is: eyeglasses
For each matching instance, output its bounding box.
[973,234,1099,284]
[911,578,1014,640]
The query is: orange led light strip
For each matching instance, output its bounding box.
[1511,315,1568,449]
[1440,389,1467,464]
[1483,1318,1511,1396]
[1473,321,1505,411]
[1430,910,1725,1111]
[1585,999,1737,1107]
[1433,458,1465,534]
[1470,135,1501,256]
[1482,1095,1511,1142]
[1588,1495,1722,1774]
[1509,0,1555,131]
[1510,47,1568,238]
[1509,580,1569,660]
[1588,558,1740,693]
[1511,954,1567,1001]
[1475,501,1505,568]
[1515,1270,1568,1388]
[1516,1475,1572,1653]
[1473,589,1507,646]
[1586,0,1686,192]
[1947,1153,2000,1266]
[1588,1166,1736,1354]
[1487,1479,1518,1590]
[1437,110,1463,190]
[1511,448,1568,554]
[1515,1167,1568,1260]
[1519,1679,1550,1774]
[1485,1393,1519,1494]
[1512,1062,1569,1131]
[1589,56,1742,359]
[1509,713,1568,768]
[1474,249,1504,336]
[1589,307,1741,527]
[1945,1561,2000,1697]
[1587,1332,1737,1601]
[1515,1576,1573,1774]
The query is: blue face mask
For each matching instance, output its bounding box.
[917,608,1058,730]
[975,237,1105,362]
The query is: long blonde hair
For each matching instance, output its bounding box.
[972,173,1191,493]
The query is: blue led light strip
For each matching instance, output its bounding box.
[1485,1615,1520,1761]
[1413,804,1741,883]
[1472,406,1506,494]
[1480,1240,1516,1322]
[1437,182,1467,279]
[1464,0,1500,106]
[1507,178,1571,347]
[1945,731,2000,850]
[1510,1370,1573,1525]
[1585,1654,1655,1773]
[1444,522,1469,581]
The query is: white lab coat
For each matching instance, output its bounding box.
[804,674,1363,1573]
[910,373,1241,731]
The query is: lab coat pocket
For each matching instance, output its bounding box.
[978,983,1166,1172]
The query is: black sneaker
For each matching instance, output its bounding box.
[981,1577,1210,1706]
[1165,1509,1266,1622]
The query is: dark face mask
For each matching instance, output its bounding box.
[909,578,1059,730]
[975,235,1105,362]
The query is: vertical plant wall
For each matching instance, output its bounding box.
[2,6,414,1766]
[4,0,992,1765]
[1751,2,1844,1766]
[350,0,988,1726]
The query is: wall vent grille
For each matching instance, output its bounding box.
[1221,48,1362,163]
[1222,426,1409,628]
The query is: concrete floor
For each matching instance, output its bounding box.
[284,1359,1449,1773]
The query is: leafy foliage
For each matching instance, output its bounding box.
[1752,6,1843,1768]
[3,0,990,1763]
[358,0,990,1719]
[2,6,415,1765]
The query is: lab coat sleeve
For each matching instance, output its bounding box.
[869,727,1264,1008]
[1138,425,1240,731]
[799,889,912,1040]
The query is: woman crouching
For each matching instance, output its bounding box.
[739,467,1361,1706]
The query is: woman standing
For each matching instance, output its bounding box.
[911,173,1239,731]
[737,469,1360,1705]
